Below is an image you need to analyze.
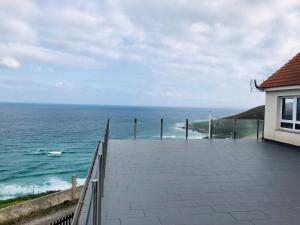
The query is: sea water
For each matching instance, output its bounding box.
[0,103,239,199]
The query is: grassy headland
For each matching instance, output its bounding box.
[0,191,57,209]
[187,105,265,138]
[224,105,265,120]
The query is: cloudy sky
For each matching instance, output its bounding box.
[1,0,300,108]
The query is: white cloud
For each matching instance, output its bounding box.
[0,43,99,68]
[53,81,75,89]
[0,56,20,69]
[1,0,299,77]
[1,0,300,106]
[0,0,38,44]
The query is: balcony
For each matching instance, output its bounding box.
[72,122,300,225]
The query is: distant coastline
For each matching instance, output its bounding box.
[185,105,265,138]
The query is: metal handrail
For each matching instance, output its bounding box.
[72,141,101,225]
[72,119,110,225]
[95,119,109,225]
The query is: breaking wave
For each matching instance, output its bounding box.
[0,177,85,200]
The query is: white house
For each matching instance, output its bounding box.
[259,53,300,146]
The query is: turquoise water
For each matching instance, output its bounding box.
[0,103,239,199]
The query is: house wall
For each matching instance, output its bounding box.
[264,89,300,146]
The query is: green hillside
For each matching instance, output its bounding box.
[188,105,265,138]
[225,105,265,120]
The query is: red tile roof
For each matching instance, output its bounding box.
[259,52,300,89]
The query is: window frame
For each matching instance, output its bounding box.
[280,96,300,131]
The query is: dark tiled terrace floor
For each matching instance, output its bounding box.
[100,140,300,225]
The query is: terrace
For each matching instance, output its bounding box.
[72,121,300,225]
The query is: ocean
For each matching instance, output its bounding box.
[0,103,240,200]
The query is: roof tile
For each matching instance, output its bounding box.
[259,52,300,89]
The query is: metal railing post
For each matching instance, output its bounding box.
[100,154,104,197]
[233,119,237,139]
[262,120,264,141]
[107,119,110,133]
[92,179,98,225]
[134,118,137,139]
[185,119,188,140]
[103,119,109,177]
[160,118,163,140]
[208,112,212,139]
[102,141,107,178]
[256,119,260,140]
[97,154,102,224]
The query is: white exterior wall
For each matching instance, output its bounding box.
[264,88,300,146]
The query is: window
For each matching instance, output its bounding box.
[280,97,300,130]
[282,98,293,120]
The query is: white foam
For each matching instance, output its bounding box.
[173,121,208,139]
[48,151,62,156]
[151,134,205,139]
[174,122,185,128]
[0,177,86,200]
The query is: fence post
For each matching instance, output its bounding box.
[208,112,212,139]
[71,176,77,200]
[160,118,163,140]
[256,119,260,140]
[71,213,74,225]
[185,119,188,140]
[134,118,137,139]
[92,179,98,225]
[233,119,237,139]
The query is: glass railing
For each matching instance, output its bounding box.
[211,119,234,139]
[236,119,264,139]
[106,118,264,140]
[209,118,264,139]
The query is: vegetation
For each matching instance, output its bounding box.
[225,105,265,120]
[187,106,265,138]
[0,191,57,209]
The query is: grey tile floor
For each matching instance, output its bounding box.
[97,139,300,225]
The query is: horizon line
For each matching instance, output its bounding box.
[0,101,249,110]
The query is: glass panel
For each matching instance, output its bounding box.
[164,119,186,139]
[212,119,234,139]
[236,119,258,138]
[110,118,134,139]
[137,118,161,139]
[296,124,300,130]
[297,98,300,121]
[186,120,209,138]
[281,122,293,129]
[282,97,294,120]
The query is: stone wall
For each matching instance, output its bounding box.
[0,185,83,224]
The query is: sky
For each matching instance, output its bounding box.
[1,0,300,108]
